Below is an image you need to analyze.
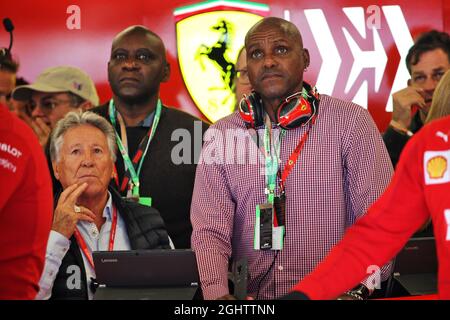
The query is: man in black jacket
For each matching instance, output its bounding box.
[383,30,450,168]
[92,25,209,249]
[36,111,170,300]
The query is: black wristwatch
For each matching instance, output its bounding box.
[347,284,371,300]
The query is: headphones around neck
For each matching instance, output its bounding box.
[238,82,319,130]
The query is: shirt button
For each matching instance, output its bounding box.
[278,265,283,271]
[91,225,99,238]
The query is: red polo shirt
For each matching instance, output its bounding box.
[0,105,53,299]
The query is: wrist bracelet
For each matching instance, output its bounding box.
[344,290,364,301]
[350,284,371,300]
[390,120,413,137]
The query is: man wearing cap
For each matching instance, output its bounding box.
[12,66,99,147]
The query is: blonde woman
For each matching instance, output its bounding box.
[426,70,450,123]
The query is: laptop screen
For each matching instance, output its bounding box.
[93,249,199,288]
[393,237,437,275]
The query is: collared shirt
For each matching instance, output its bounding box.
[137,110,155,128]
[191,95,394,300]
[120,111,155,179]
[36,192,131,300]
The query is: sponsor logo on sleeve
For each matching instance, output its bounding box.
[424,150,450,185]
[436,131,449,143]
[0,142,22,158]
[0,158,17,173]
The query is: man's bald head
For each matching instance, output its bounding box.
[111,25,167,63]
[245,17,304,50]
[244,16,310,107]
[113,25,162,45]
[108,25,170,105]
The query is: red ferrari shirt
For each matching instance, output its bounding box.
[0,106,53,299]
[293,115,450,299]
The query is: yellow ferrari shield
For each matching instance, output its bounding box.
[175,2,268,122]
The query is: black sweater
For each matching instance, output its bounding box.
[382,111,423,168]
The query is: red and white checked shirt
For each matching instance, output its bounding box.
[191,95,393,299]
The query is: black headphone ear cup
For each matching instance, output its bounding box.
[248,92,264,127]
[239,96,250,114]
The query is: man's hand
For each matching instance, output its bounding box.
[52,183,96,239]
[18,113,52,147]
[30,118,52,147]
[391,87,426,130]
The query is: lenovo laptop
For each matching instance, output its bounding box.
[93,249,199,300]
[392,237,438,296]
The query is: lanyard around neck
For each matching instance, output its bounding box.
[264,115,285,204]
[73,205,118,270]
[263,115,315,203]
[108,99,162,197]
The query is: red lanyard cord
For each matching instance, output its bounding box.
[278,119,315,195]
[73,205,118,270]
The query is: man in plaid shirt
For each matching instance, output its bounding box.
[191,17,393,300]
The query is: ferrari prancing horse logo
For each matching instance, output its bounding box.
[175,1,268,122]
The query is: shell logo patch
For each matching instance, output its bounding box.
[427,156,447,179]
[424,150,450,185]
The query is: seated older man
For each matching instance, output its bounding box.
[36,111,171,300]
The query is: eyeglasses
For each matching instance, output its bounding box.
[236,69,250,85]
[29,97,74,113]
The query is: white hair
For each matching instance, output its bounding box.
[50,111,117,162]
